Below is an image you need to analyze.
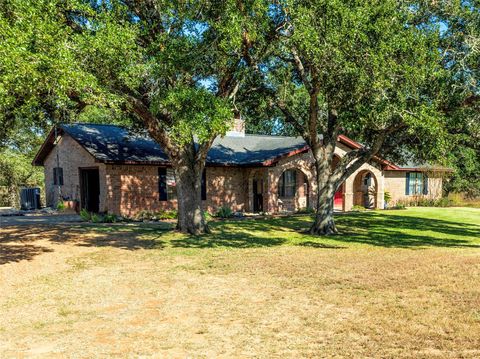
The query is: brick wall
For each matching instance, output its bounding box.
[104,165,248,217]
[105,165,171,217]
[384,171,444,205]
[43,134,107,210]
[204,167,248,213]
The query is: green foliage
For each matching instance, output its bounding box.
[0,148,44,207]
[56,201,65,211]
[447,193,480,208]
[351,205,367,212]
[135,209,178,221]
[384,192,392,204]
[296,207,315,214]
[65,0,257,145]
[134,210,155,221]
[91,213,102,223]
[403,196,454,208]
[79,208,91,222]
[215,206,233,219]
[79,211,119,223]
[102,213,118,223]
[0,0,99,144]
[203,211,213,221]
[157,210,178,220]
[256,0,447,163]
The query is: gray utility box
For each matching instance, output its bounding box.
[20,187,41,210]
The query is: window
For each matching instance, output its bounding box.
[159,168,177,201]
[53,167,63,186]
[406,172,428,195]
[363,173,372,186]
[201,169,207,201]
[278,170,297,198]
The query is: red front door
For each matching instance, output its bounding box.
[334,187,343,208]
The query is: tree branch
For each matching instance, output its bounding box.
[272,98,306,137]
[291,47,313,94]
[332,123,407,187]
[125,94,178,158]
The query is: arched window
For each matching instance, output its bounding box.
[278,170,297,198]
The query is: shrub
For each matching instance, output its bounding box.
[296,207,315,214]
[215,206,233,218]
[351,205,367,212]
[56,201,65,211]
[405,196,454,208]
[434,197,454,207]
[103,213,118,223]
[203,211,213,221]
[384,191,392,204]
[135,210,154,221]
[159,209,178,220]
[80,208,91,222]
[91,213,102,223]
[134,209,178,221]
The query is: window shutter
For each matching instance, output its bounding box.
[59,168,64,186]
[201,169,207,201]
[405,173,410,195]
[158,168,167,201]
[53,168,57,185]
[423,173,429,195]
[279,172,285,197]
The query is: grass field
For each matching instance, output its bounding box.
[1,207,479,357]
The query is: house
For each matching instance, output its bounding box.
[33,119,449,217]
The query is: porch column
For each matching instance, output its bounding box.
[247,169,254,212]
[376,173,385,209]
[343,176,354,212]
[266,168,277,214]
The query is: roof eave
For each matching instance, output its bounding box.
[32,127,61,166]
[384,166,454,172]
[260,146,310,166]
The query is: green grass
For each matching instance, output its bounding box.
[80,207,480,251]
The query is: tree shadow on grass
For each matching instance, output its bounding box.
[170,226,287,248]
[0,244,53,265]
[0,224,169,265]
[1,211,479,265]
[328,212,480,249]
[1,226,59,265]
[298,241,347,249]
[67,224,169,250]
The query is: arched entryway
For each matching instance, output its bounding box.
[353,170,378,208]
[277,168,311,212]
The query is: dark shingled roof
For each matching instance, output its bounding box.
[46,123,308,166]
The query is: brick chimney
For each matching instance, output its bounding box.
[225,111,245,137]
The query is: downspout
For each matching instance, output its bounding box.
[55,126,62,203]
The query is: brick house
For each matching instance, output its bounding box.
[33,120,448,217]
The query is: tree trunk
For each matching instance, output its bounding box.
[309,183,338,235]
[309,146,338,235]
[174,163,209,235]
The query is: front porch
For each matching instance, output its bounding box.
[245,153,384,214]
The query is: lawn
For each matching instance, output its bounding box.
[1,207,479,357]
